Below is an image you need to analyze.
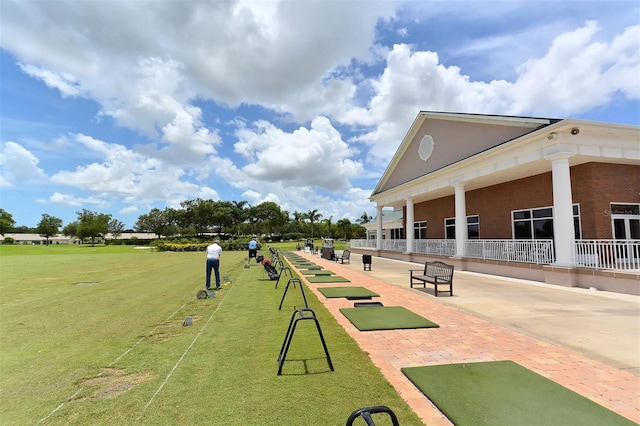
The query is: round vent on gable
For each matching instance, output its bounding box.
[418,135,435,161]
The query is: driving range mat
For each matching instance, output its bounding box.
[401,360,635,426]
[339,306,439,331]
[318,286,379,298]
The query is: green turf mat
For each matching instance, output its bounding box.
[306,275,351,283]
[339,306,439,331]
[401,361,636,426]
[301,270,334,275]
[318,286,379,298]
[296,266,322,270]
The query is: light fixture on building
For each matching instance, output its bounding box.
[570,128,580,135]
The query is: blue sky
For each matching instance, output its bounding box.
[1,1,639,229]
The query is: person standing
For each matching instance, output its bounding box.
[206,239,223,290]
[247,238,259,265]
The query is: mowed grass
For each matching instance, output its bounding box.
[0,244,423,425]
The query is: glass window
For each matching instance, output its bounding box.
[390,228,404,239]
[445,216,480,239]
[512,205,581,239]
[414,221,427,239]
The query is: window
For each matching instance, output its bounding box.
[414,221,427,239]
[390,228,404,239]
[445,216,480,239]
[610,203,640,240]
[512,205,581,240]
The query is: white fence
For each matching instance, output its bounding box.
[350,238,639,271]
[575,240,640,270]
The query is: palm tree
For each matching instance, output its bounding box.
[322,216,333,238]
[336,218,351,240]
[356,212,373,225]
[293,210,304,233]
[306,209,322,239]
[231,201,249,236]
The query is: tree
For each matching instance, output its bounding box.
[180,199,217,235]
[230,201,249,236]
[62,221,79,239]
[211,201,234,235]
[356,212,373,225]
[108,219,126,239]
[292,210,305,233]
[336,218,352,240]
[322,216,334,238]
[136,208,177,238]
[36,214,62,245]
[253,201,286,235]
[305,209,322,239]
[76,209,111,246]
[0,209,15,235]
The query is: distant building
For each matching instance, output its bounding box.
[362,209,404,240]
[0,234,75,245]
[0,232,158,245]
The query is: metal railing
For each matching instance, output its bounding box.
[575,239,640,270]
[350,238,639,271]
[465,239,555,264]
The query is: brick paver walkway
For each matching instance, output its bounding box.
[287,251,640,425]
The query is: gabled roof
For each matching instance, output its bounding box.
[362,208,403,230]
[372,111,561,197]
[370,111,639,207]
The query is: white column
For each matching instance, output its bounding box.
[548,154,575,266]
[405,197,414,253]
[376,204,383,251]
[454,183,467,257]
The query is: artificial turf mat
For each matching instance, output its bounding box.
[306,275,351,283]
[339,306,439,331]
[317,286,379,298]
[401,361,636,426]
[301,270,334,275]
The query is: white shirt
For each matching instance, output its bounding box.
[206,243,222,259]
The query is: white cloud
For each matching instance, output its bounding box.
[235,116,362,192]
[48,134,217,206]
[0,141,48,187]
[509,21,640,115]
[18,63,84,97]
[39,192,109,207]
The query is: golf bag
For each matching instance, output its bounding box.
[261,259,279,280]
[256,255,265,263]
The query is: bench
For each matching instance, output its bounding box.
[336,249,351,264]
[409,261,454,296]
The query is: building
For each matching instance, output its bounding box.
[0,232,158,245]
[363,208,404,240]
[351,112,639,295]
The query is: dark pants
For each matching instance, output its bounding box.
[206,258,220,289]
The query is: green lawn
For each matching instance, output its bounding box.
[0,244,422,425]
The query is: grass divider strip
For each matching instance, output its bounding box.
[36,303,190,425]
[136,277,240,422]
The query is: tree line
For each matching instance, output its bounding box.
[0,201,373,244]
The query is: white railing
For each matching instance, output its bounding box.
[465,240,555,264]
[350,238,639,271]
[414,239,457,256]
[350,239,377,249]
[575,240,640,270]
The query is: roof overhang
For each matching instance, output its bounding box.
[370,115,640,208]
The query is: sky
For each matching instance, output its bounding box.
[1,1,639,230]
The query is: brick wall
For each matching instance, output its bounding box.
[409,162,639,239]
